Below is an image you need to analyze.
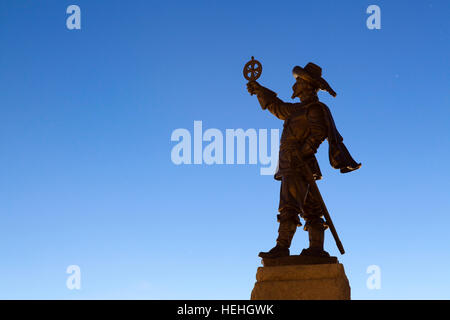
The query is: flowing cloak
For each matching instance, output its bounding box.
[318,102,361,174]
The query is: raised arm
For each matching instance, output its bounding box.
[247,81,297,120]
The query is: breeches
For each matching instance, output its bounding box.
[278,174,324,221]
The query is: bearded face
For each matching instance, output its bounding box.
[291,78,318,101]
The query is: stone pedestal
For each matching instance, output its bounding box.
[251,257,350,300]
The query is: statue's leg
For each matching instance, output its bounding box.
[300,185,330,257]
[258,209,299,258]
[300,216,329,257]
[259,175,302,259]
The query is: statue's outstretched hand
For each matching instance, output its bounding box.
[247,81,262,95]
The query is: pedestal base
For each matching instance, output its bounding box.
[251,260,350,300]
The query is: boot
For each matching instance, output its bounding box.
[300,219,330,257]
[259,218,298,259]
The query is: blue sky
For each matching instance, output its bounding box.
[0,0,449,299]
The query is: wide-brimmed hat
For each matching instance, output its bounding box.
[292,63,337,97]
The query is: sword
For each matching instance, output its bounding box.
[302,163,346,255]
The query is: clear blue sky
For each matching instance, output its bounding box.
[0,0,449,299]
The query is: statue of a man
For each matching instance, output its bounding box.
[247,62,361,259]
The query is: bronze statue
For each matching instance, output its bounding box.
[244,57,361,259]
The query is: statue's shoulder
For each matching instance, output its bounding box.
[307,101,328,118]
[314,101,329,110]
